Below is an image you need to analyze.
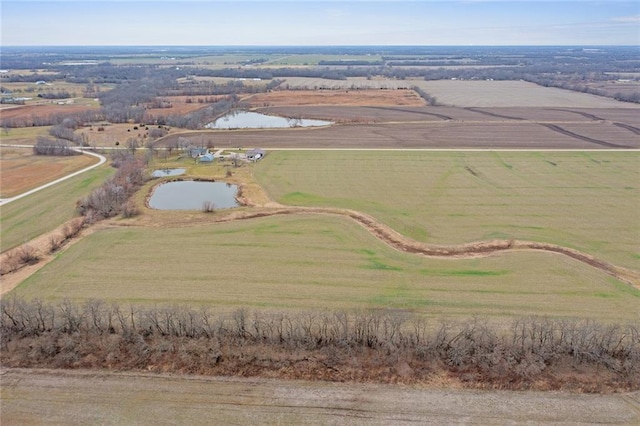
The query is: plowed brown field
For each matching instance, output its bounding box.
[0,103,99,123]
[0,148,98,197]
[243,89,426,107]
[158,119,640,149]
[2,369,638,425]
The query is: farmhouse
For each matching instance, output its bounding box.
[187,146,207,158]
[198,152,214,162]
[246,148,266,162]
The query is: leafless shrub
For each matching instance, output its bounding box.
[1,299,638,391]
[202,201,215,213]
[121,200,140,218]
[0,249,20,275]
[17,244,40,265]
[77,156,147,221]
[33,136,80,156]
[62,217,85,240]
[48,234,64,253]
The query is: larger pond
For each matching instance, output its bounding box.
[149,181,239,210]
[205,111,332,129]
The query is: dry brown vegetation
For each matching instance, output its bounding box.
[1,298,638,392]
[0,103,99,126]
[0,148,98,197]
[158,116,640,150]
[244,89,426,107]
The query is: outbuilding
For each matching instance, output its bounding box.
[246,148,266,162]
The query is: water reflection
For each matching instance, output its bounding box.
[206,111,332,129]
[149,181,239,210]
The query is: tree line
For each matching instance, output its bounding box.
[1,297,638,391]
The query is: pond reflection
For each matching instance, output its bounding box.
[206,111,332,129]
[149,181,239,210]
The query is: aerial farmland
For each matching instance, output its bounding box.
[1,44,639,421]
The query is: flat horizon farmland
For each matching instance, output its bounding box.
[10,214,639,322]
[254,150,640,270]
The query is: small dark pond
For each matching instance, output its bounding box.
[206,111,332,129]
[149,181,239,210]
[151,168,186,178]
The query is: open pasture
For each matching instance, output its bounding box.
[244,89,425,108]
[11,214,639,322]
[412,80,640,108]
[0,81,98,97]
[255,151,640,270]
[75,122,180,148]
[0,126,51,145]
[280,76,412,90]
[177,76,269,87]
[0,102,100,125]
[0,147,99,197]
[266,54,384,66]
[143,95,223,119]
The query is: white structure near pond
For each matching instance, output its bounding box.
[198,152,215,162]
[246,148,266,162]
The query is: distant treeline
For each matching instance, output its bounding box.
[1,47,639,129]
[1,297,638,391]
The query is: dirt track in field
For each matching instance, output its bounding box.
[2,368,639,425]
[3,192,638,297]
[213,204,640,288]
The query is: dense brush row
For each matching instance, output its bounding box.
[1,297,638,392]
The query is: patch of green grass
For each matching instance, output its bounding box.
[11,215,639,322]
[420,269,509,277]
[255,151,639,269]
[0,166,113,251]
[281,191,328,205]
[364,258,403,271]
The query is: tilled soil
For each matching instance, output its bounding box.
[2,368,639,425]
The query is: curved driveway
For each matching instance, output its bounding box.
[0,145,107,206]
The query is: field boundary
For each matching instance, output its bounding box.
[2,202,638,297]
[216,205,640,288]
[0,145,107,205]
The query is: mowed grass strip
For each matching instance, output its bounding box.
[0,165,113,251]
[255,151,640,270]
[12,215,639,322]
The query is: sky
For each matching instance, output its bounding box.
[1,1,639,46]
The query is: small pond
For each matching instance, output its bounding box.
[149,181,239,210]
[151,168,186,178]
[206,111,332,129]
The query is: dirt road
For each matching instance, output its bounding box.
[1,368,638,425]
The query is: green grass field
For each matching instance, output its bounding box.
[12,215,639,321]
[255,151,640,270]
[0,166,113,251]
